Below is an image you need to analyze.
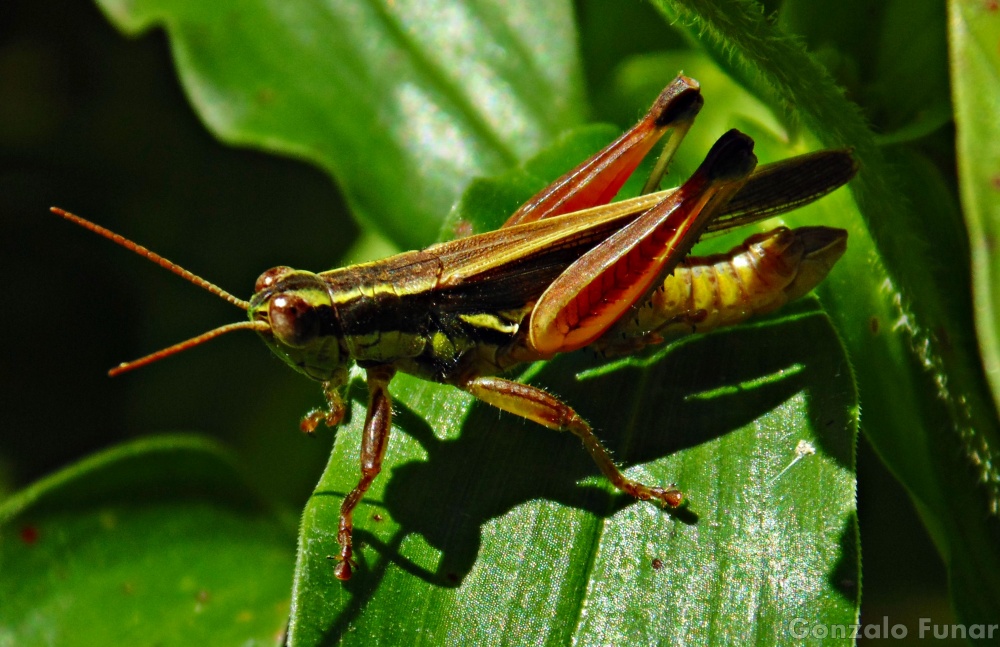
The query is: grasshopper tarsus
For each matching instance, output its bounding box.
[661,488,685,509]
[333,556,355,581]
[300,382,348,434]
[299,410,326,435]
[327,554,356,581]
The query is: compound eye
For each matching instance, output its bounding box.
[255,266,293,293]
[268,294,320,348]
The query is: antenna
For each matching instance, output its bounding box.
[108,320,270,376]
[50,207,250,310]
[50,207,270,375]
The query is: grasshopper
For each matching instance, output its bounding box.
[51,75,856,580]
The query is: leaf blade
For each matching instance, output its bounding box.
[0,435,295,646]
[95,0,585,247]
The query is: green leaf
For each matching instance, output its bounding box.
[951,0,1000,453]
[656,0,1000,628]
[94,0,585,249]
[0,435,295,646]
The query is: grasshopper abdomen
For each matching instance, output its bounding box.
[595,225,848,355]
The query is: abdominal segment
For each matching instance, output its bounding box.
[591,225,847,356]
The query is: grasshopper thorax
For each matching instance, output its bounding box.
[250,266,347,381]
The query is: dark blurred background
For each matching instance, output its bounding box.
[0,0,957,639]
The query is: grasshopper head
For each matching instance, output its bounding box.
[250,266,348,381]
